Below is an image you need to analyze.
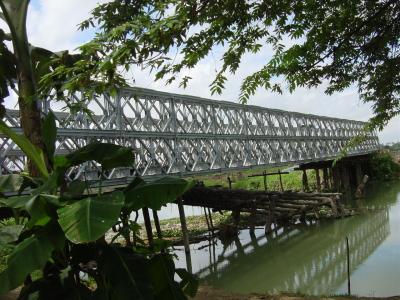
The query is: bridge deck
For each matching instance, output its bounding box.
[0,87,379,181]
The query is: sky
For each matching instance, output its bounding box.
[11,0,400,143]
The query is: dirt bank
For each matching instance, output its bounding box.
[194,286,400,300]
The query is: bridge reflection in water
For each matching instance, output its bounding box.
[175,208,390,295]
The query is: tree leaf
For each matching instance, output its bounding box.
[41,111,57,161]
[176,268,198,297]
[0,224,24,244]
[0,235,54,294]
[125,177,194,211]
[97,245,153,300]
[0,195,30,208]
[57,191,124,243]
[147,255,186,300]
[0,120,48,178]
[25,195,51,228]
[56,142,134,171]
[0,174,24,193]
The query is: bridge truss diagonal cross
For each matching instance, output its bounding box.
[0,87,379,182]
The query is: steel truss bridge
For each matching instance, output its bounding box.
[0,87,379,181]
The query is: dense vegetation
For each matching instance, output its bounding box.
[0,113,197,299]
[42,0,400,134]
[368,151,400,180]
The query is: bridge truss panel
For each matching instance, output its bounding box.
[0,87,379,180]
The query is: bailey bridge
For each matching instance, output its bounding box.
[0,87,379,182]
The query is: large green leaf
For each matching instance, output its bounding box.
[56,142,134,170]
[176,268,198,298]
[98,246,153,300]
[0,235,54,294]
[0,1,29,64]
[0,195,30,208]
[25,195,51,228]
[41,110,57,161]
[0,120,48,178]
[0,224,24,244]
[0,174,24,193]
[57,191,124,243]
[125,177,194,211]
[147,255,186,300]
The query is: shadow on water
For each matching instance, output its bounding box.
[173,181,400,297]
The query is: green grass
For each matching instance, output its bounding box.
[187,165,320,192]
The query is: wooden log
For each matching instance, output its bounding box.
[355,175,369,199]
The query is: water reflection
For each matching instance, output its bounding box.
[174,182,399,296]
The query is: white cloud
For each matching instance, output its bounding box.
[27,0,108,51]
[6,1,399,143]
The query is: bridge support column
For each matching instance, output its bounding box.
[332,165,341,192]
[322,167,330,190]
[302,170,309,192]
[355,162,363,185]
[340,162,351,195]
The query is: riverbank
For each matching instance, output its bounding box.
[194,286,400,300]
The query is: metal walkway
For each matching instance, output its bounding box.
[0,87,379,181]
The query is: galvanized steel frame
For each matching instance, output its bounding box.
[0,87,379,181]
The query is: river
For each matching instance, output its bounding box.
[173,181,400,297]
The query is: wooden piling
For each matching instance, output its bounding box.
[332,165,341,192]
[315,169,321,192]
[227,176,233,189]
[278,169,284,191]
[322,167,330,190]
[265,195,276,234]
[355,163,363,185]
[204,207,211,232]
[207,208,215,235]
[250,199,257,233]
[346,236,351,296]
[232,209,240,227]
[177,198,190,253]
[263,170,267,191]
[302,170,309,192]
[340,163,351,194]
[142,207,154,247]
[152,209,162,239]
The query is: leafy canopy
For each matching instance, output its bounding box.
[45,0,399,132]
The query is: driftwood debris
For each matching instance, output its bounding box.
[182,185,343,229]
[355,175,369,199]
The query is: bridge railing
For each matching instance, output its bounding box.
[0,87,379,181]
